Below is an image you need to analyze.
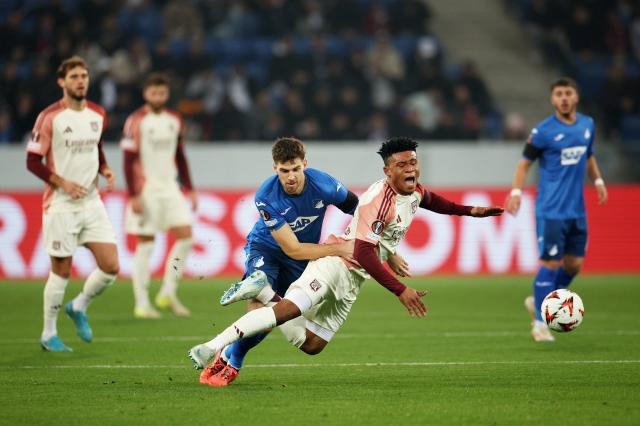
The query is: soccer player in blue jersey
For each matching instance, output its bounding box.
[199,137,409,386]
[506,77,608,342]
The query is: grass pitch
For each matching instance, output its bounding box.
[0,275,639,425]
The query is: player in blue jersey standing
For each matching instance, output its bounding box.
[199,137,409,385]
[506,77,608,342]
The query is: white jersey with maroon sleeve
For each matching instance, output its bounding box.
[26,100,106,213]
[338,178,425,278]
[120,107,184,195]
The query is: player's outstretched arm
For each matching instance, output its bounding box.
[271,224,355,261]
[354,239,427,317]
[586,156,608,205]
[506,158,532,215]
[421,190,503,217]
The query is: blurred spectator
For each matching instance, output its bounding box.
[503,112,527,141]
[0,108,13,143]
[163,0,203,40]
[367,34,406,81]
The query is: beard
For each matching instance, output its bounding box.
[67,88,86,101]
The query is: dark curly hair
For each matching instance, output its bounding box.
[377,137,418,165]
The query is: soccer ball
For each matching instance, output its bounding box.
[540,289,585,332]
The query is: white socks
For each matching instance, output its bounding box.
[278,316,308,348]
[42,272,68,340]
[72,268,117,313]
[159,238,192,298]
[204,307,277,352]
[132,241,154,308]
[256,285,277,305]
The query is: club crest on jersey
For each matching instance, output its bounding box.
[313,199,324,209]
[371,220,384,235]
[289,215,319,232]
[554,133,564,141]
[411,200,418,214]
[90,121,99,132]
[254,256,265,268]
[309,279,322,292]
[560,146,587,165]
[584,129,591,139]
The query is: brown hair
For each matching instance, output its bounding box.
[550,77,578,93]
[56,55,88,79]
[143,72,170,89]
[272,137,306,164]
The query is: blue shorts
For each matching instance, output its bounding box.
[536,217,588,260]
[243,242,308,297]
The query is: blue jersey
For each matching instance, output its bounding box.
[525,113,595,219]
[246,168,349,251]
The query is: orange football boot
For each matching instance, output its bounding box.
[199,350,227,384]
[207,364,239,387]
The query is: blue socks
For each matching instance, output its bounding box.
[533,266,557,322]
[224,331,269,370]
[554,266,575,289]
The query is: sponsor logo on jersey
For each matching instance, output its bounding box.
[560,146,587,165]
[554,133,565,141]
[280,206,292,215]
[548,245,559,256]
[254,256,264,268]
[313,199,324,209]
[584,129,591,139]
[371,220,384,235]
[289,216,319,232]
[309,279,322,292]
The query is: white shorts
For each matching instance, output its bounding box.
[125,188,192,236]
[43,203,117,257]
[286,256,365,340]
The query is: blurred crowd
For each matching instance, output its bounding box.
[508,0,640,143]
[0,0,500,143]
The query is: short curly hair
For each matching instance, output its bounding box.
[272,137,306,164]
[377,137,418,165]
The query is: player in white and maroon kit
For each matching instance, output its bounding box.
[26,56,119,352]
[188,137,503,372]
[121,73,197,319]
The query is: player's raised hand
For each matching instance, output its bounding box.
[398,287,428,317]
[470,206,504,217]
[101,167,116,192]
[60,179,87,199]
[387,253,411,277]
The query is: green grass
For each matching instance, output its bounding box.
[1,275,639,425]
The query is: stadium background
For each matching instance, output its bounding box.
[1,0,639,277]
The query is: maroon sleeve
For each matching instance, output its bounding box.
[123,150,139,196]
[354,239,406,296]
[98,140,107,171]
[26,152,53,183]
[420,190,473,216]
[175,142,193,191]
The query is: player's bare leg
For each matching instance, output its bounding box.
[132,235,161,319]
[65,242,118,343]
[41,256,73,352]
[156,225,192,316]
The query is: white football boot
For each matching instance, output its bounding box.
[188,344,215,370]
[531,320,555,342]
[220,270,269,306]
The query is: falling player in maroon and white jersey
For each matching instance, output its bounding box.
[26,56,119,352]
[121,73,197,319]
[188,137,503,376]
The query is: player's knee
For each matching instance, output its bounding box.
[101,259,120,276]
[540,259,561,270]
[300,341,325,355]
[564,263,581,275]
